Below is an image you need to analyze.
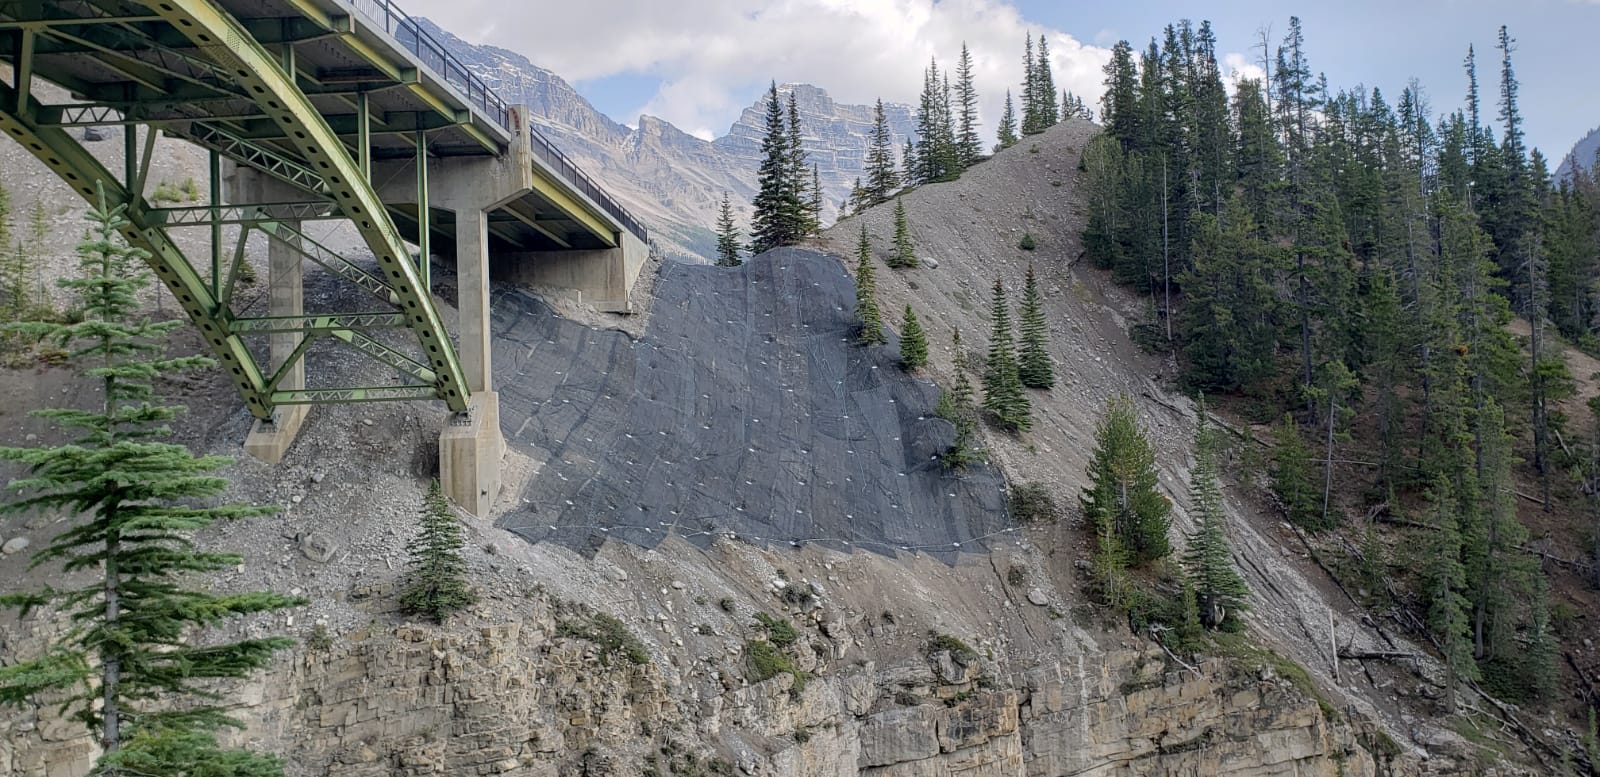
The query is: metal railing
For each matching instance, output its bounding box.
[341,0,648,243]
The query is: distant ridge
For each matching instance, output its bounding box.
[1556,125,1600,181]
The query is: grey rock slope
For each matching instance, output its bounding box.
[416,19,915,261]
[492,248,1009,558]
[1556,124,1600,181]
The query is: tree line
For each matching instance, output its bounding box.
[1083,16,1600,707]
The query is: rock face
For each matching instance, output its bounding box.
[1556,124,1600,181]
[0,607,1412,777]
[416,19,915,262]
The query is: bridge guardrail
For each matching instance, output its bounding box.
[343,0,649,243]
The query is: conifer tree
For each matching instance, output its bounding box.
[854,225,885,345]
[1270,415,1322,531]
[954,43,982,166]
[996,90,1019,150]
[714,192,742,267]
[899,305,927,371]
[810,164,824,234]
[890,198,917,269]
[1420,474,1477,712]
[786,92,817,237]
[1017,264,1053,389]
[1183,408,1248,629]
[1081,394,1171,565]
[901,140,918,185]
[750,82,799,254]
[1032,34,1058,133]
[1020,35,1039,136]
[0,185,301,773]
[981,278,1030,432]
[914,60,959,184]
[400,480,477,623]
[939,329,983,470]
[864,98,901,205]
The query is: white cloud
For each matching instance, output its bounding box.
[396,0,1110,140]
[1222,52,1268,92]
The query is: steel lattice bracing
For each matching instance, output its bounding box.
[0,0,648,424]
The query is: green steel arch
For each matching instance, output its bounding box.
[0,0,472,419]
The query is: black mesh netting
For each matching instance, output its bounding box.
[492,247,1011,560]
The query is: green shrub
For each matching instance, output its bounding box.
[925,633,977,663]
[305,623,334,652]
[1008,481,1059,523]
[557,612,650,666]
[747,639,807,692]
[1017,232,1037,251]
[754,612,798,647]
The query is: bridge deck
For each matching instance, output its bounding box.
[2,0,644,251]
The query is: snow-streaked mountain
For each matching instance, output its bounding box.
[417,19,916,262]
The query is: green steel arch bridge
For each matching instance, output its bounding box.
[0,0,652,514]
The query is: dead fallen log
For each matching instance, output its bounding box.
[1338,649,1419,661]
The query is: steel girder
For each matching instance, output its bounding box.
[141,0,471,413]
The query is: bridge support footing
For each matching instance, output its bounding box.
[440,391,503,517]
[243,215,307,464]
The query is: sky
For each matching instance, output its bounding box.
[400,0,1600,161]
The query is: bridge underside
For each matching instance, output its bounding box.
[0,0,650,514]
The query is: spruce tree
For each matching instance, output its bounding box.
[954,43,982,166]
[996,90,1018,151]
[1182,408,1248,629]
[0,185,301,773]
[1020,34,1039,136]
[1270,415,1322,531]
[1082,395,1171,566]
[750,82,797,254]
[1420,474,1477,712]
[890,198,917,269]
[939,330,983,470]
[1017,264,1053,389]
[901,140,918,185]
[400,480,477,623]
[714,192,742,267]
[1032,34,1058,133]
[853,226,885,345]
[899,305,927,371]
[981,278,1030,432]
[786,92,817,238]
[809,164,824,235]
[864,98,901,205]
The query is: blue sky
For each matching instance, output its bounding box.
[408,0,1598,160]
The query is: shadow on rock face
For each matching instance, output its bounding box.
[492,247,1011,561]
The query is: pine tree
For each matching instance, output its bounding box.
[786,92,818,238]
[1016,264,1053,389]
[714,192,742,267]
[854,225,885,345]
[954,43,982,166]
[890,198,917,269]
[1419,474,1478,712]
[996,90,1018,151]
[864,98,901,205]
[1032,34,1058,133]
[899,305,927,371]
[400,480,477,623]
[939,329,983,470]
[0,185,301,773]
[809,164,824,235]
[981,278,1030,432]
[1271,415,1322,530]
[1081,394,1171,565]
[901,140,918,185]
[1183,408,1249,629]
[750,82,799,254]
[1020,34,1039,136]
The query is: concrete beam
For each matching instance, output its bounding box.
[492,230,648,313]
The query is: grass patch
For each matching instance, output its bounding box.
[754,612,798,647]
[304,623,334,652]
[1209,632,1336,721]
[747,639,808,693]
[925,633,978,664]
[556,612,650,666]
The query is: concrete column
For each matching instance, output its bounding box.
[242,221,310,463]
[439,206,503,516]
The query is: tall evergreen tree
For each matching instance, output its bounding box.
[914,60,959,184]
[864,98,901,205]
[1032,34,1058,133]
[750,82,801,253]
[1271,414,1322,530]
[809,164,824,235]
[1081,395,1171,565]
[899,305,928,371]
[714,192,742,267]
[981,278,1030,432]
[1183,407,1249,629]
[400,480,477,623]
[1020,34,1039,136]
[940,329,983,470]
[854,225,886,345]
[1016,264,1053,389]
[0,186,301,774]
[996,90,1019,150]
[1420,474,1478,713]
[786,92,818,237]
[954,43,982,166]
[890,198,918,269]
